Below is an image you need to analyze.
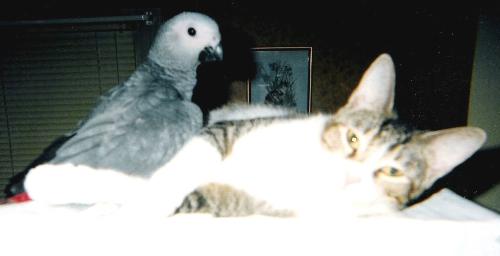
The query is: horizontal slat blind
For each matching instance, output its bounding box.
[0,25,138,198]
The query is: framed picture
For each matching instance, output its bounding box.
[248,47,312,113]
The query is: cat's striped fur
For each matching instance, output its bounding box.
[176,112,305,217]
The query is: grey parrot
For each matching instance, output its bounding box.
[6,12,223,197]
[52,12,223,176]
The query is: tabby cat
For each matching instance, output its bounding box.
[24,54,486,218]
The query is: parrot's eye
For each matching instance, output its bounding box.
[187,27,196,36]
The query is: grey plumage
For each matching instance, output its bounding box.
[49,12,223,177]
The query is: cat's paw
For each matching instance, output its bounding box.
[24,163,83,204]
[25,163,146,205]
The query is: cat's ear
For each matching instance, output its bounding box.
[345,53,395,114]
[419,127,486,187]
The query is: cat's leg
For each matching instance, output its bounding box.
[24,163,147,205]
[118,137,222,218]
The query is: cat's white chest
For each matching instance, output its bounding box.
[216,116,348,215]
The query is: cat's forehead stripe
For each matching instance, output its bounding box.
[375,118,415,147]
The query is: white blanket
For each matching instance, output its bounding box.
[0,189,499,256]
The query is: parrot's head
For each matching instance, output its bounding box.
[149,12,223,71]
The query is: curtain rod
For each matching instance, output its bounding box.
[0,13,154,27]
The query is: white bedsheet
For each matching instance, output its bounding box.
[0,189,499,256]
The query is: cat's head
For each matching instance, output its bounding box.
[322,54,486,215]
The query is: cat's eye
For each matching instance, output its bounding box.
[188,27,196,36]
[378,167,404,177]
[346,130,360,151]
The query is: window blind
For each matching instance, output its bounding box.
[0,24,140,198]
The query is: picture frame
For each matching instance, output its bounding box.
[247,47,312,113]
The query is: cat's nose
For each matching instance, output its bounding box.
[345,173,362,185]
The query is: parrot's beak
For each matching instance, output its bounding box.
[199,44,223,63]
